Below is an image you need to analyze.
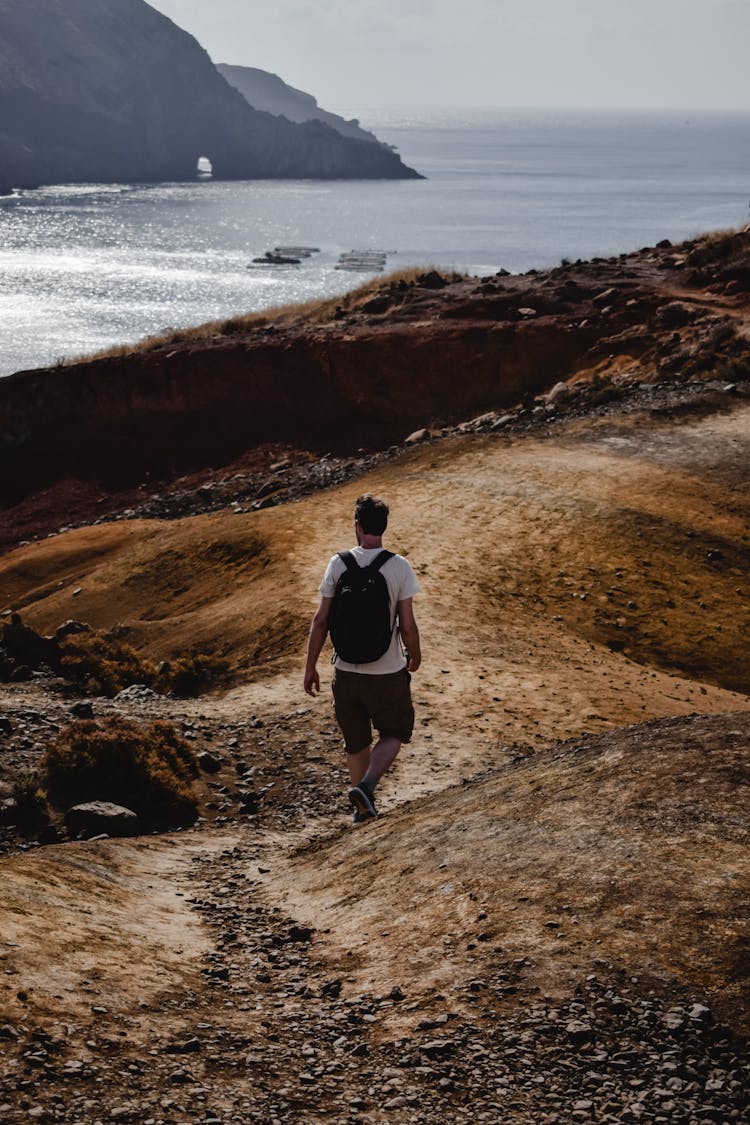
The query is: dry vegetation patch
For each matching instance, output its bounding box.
[43,718,199,830]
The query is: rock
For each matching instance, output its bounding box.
[168,1069,192,1084]
[592,287,618,308]
[0,797,18,822]
[65,801,140,838]
[689,1003,712,1024]
[166,1038,202,1054]
[545,381,570,404]
[662,1010,686,1032]
[470,412,502,430]
[0,716,13,736]
[405,428,430,445]
[288,925,314,944]
[70,701,95,719]
[565,1019,593,1043]
[1,614,61,671]
[361,295,392,315]
[420,1039,455,1057]
[55,620,91,641]
[113,684,159,702]
[417,270,448,290]
[654,302,695,329]
[197,750,222,774]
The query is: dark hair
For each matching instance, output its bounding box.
[354,493,389,536]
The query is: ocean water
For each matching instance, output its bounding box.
[1,107,748,377]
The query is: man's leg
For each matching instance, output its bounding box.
[347,745,371,786]
[360,735,401,794]
[348,735,401,820]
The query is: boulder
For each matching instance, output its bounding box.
[654,302,695,329]
[70,701,95,719]
[546,381,571,404]
[1,614,61,671]
[55,620,91,641]
[417,271,448,290]
[197,750,222,774]
[65,801,140,838]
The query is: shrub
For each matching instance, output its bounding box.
[682,329,750,382]
[12,773,50,829]
[60,632,158,696]
[155,653,230,698]
[43,719,199,830]
[59,630,228,697]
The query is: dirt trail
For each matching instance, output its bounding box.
[1,400,749,1122]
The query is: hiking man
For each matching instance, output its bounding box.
[304,493,421,822]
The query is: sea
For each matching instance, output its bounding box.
[1,107,748,378]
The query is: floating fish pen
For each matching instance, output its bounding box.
[274,246,320,258]
[335,249,389,272]
[247,250,301,269]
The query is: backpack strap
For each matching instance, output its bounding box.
[337,549,394,573]
[337,550,359,572]
[368,550,394,572]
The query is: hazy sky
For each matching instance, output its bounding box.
[148,0,749,114]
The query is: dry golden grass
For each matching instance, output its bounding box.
[65,267,462,366]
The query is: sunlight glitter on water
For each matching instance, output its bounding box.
[2,108,748,375]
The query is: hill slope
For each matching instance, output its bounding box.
[0,231,749,1121]
[217,63,382,146]
[0,0,419,189]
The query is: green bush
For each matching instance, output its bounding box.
[43,719,199,830]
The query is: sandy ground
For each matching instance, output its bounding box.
[0,397,749,1122]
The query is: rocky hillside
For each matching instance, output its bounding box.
[0,227,748,1123]
[1,228,749,543]
[0,0,419,191]
[217,64,382,146]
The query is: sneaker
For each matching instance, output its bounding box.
[348,784,377,820]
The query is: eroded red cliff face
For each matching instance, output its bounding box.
[0,318,596,500]
[1,230,749,538]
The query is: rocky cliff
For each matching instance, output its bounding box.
[217,64,382,147]
[0,0,420,189]
[1,229,748,535]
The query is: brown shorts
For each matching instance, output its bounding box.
[332,668,414,754]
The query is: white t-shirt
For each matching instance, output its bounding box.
[320,546,420,675]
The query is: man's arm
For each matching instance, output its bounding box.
[398,597,421,673]
[304,596,333,695]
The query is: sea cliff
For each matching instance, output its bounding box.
[0,0,420,188]
[217,64,383,147]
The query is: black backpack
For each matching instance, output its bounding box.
[329,550,395,664]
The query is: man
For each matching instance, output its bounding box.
[304,493,421,822]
